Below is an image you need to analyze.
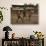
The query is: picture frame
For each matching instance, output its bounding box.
[11,4,39,24]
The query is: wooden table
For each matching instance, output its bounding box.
[2,38,44,46]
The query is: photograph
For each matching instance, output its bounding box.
[0,0,45,46]
[11,4,38,24]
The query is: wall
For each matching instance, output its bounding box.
[0,0,46,46]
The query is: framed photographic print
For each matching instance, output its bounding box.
[11,4,38,24]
